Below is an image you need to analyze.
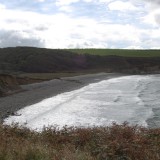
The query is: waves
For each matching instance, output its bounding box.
[4,74,160,130]
[138,75,160,128]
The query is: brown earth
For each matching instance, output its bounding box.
[0,74,22,96]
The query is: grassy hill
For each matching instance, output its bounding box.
[0,47,160,74]
[67,49,160,57]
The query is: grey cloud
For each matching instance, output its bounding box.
[70,33,83,39]
[155,14,160,24]
[0,30,45,48]
[144,0,160,5]
[35,26,48,31]
[143,0,160,25]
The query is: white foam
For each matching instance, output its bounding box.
[4,75,155,131]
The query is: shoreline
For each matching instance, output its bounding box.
[0,72,124,122]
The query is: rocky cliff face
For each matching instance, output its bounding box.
[0,74,21,96]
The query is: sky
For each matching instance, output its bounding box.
[0,0,160,49]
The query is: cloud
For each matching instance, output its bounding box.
[142,0,160,26]
[0,6,48,48]
[108,1,138,11]
[143,9,160,26]
[0,5,157,49]
[0,30,45,48]
[35,0,46,2]
[155,14,160,24]
[141,0,160,25]
[0,5,142,49]
[0,1,160,49]
[98,0,113,2]
[144,0,160,6]
[55,0,80,6]
[0,3,5,9]
[58,5,74,13]
[83,0,94,2]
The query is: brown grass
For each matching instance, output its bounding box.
[18,70,108,81]
[0,122,160,160]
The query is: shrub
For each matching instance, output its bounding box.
[0,123,160,160]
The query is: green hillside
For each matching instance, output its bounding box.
[67,49,160,57]
[0,47,160,74]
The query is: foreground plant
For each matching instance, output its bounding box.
[0,122,160,160]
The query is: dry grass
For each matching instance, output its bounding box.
[18,70,107,81]
[0,122,160,160]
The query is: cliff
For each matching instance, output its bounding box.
[0,74,22,96]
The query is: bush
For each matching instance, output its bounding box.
[0,123,160,160]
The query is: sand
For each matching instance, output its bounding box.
[0,73,124,121]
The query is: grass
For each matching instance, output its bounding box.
[0,122,160,160]
[1,47,160,74]
[18,70,108,81]
[66,49,160,57]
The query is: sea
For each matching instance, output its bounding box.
[4,74,160,130]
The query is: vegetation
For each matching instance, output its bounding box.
[0,74,21,96]
[1,47,160,159]
[0,123,160,160]
[0,47,160,74]
[67,49,160,57]
[18,71,103,81]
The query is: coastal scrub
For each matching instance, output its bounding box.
[0,122,160,160]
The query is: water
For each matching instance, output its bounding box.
[4,74,160,130]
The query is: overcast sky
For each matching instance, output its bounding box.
[0,0,160,49]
